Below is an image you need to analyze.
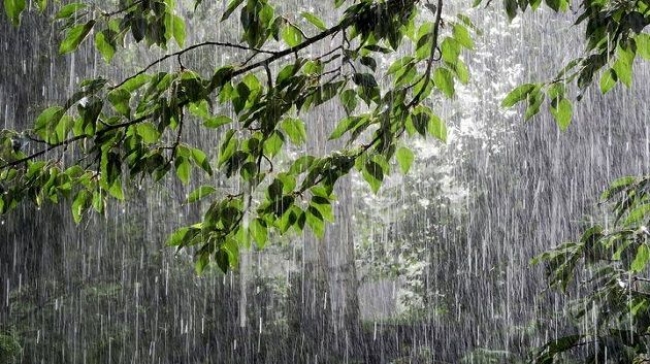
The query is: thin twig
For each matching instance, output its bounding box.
[102,0,145,17]
[112,41,278,90]
[408,0,443,107]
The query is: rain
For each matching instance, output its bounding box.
[1,0,648,363]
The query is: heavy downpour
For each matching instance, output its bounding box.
[1,0,650,362]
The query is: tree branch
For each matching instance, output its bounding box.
[113,41,279,90]
[409,0,443,107]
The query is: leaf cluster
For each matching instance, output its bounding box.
[532,176,650,362]
[0,0,479,274]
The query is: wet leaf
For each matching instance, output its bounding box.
[282,24,302,47]
[636,33,650,60]
[60,20,95,54]
[95,30,116,63]
[434,68,455,98]
[632,244,650,272]
[170,14,186,47]
[281,118,307,145]
[136,122,160,143]
[452,23,474,50]
[71,189,91,223]
[4,0,25,26]
[175,156,191,184]
[502,83,536,107]
[249,218,268,248]
[362,160,383,193]
[429,114,447,142]
[340,89,357,114]
[550,98,572,131]
[221,0,244,21]
[396,146,414,174]
[301,11,326,30]
[55,2,86,19]
[204,115,232,128]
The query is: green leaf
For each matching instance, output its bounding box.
[281,118,307,145]
[440,38,460,64]
[290,156,315,174]
[191,147,213,175]
[362,160,384,193]
[601,175,636,200]
[136,122,160,143]
[55,2,86,19]
[54,115,74,142]
[122,74,150,92]
[204,115,232,128]
[268,178,284,201]
[396,146,415,174]
[302,60,322,75]
[167,227,190,247]
[301,11,326,30]
[95,31,116,63]
[624,204,650,226]
[340,89,357,114]
[221,0,244,21]
[452,24,474,50]
[175,156,191,184]
[306,207,325,238]
[59,20,96,54]
[631,244,650,272]
[613,47,634,87]
[550,98,572,131]
[187,185,217,203]
[352,73,378,88]
[429,114,447,142]
[599,68,617,94]
[524,90,544,121]
[282,24,302,47]
[545,0,569,12]
[502,83,536,107]
[196,253,210,274]
[386,56,415,75]
[169,14,186,47]
[108,89,130,116]
[447,60,470,84]
[504,0,518,20]
[71,190,91,223]
[263,130,284,157]
[4,0,25,26]
[636,34,650,60]
[218,129,237,166]
[329,116,359,140]
[36,0,46,12]
[434,68,455,98]
[249,218,268,249]
[107,179,124,200]
[35,106,65,143]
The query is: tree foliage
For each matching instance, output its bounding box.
[532,176,650,362]
[0,0,474,274]
[0,0,647,278]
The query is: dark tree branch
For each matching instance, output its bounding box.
[113,41,279,90]
[409,0,443,107]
